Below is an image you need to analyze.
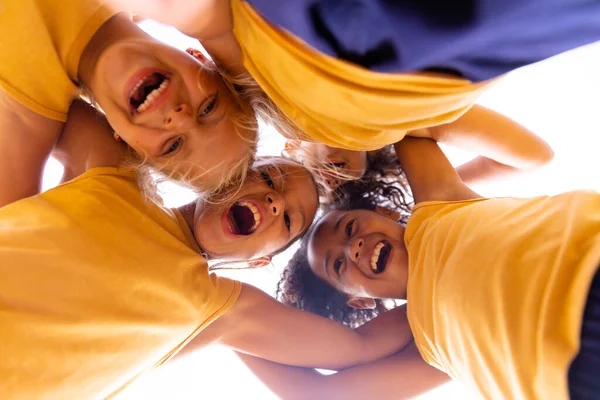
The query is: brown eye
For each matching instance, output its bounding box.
[345,219,355,238]
[333,257,343,275]
[261,171,275,189]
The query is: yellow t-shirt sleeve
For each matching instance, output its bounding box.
[0,168,243,399]
[0,0,117,121]
[405,193,600,399]
[231,0,498,151]
[154,275,242,367]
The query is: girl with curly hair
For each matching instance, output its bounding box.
[241,137,600,399]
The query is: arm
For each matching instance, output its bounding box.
[107,0,233,39]
[107,0,246,75]
[183,283,411,370]
[409,105,554,185]
[0,89,64,207]
[237,342,450,400]
[394,137,481,204]
[52,100,128,181]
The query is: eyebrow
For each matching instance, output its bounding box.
[323,215,345,280]
[334,213,344,234]
[324,250,331,279]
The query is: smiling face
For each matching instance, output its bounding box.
[192,158,319,260]
[89,29,257,188]
[295,142,368,189]
[308,209,409,300]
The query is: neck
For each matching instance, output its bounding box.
[201,32,247,76]
[78,13,143,90]
[178,201,197,233]
[177,201,209,257]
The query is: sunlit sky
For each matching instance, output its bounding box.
[42,21,600,399]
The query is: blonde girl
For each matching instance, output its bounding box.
[0,0,265,207]
[111,0,594,166]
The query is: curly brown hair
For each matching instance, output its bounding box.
[330,145,413,221]
[276,165,413,328]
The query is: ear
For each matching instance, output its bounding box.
[247,256,272,269]
[185,47,208,63]
[375,206,401,222]
[346,296,376,310]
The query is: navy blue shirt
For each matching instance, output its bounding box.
[246,0,600,81]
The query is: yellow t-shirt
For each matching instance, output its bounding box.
[0,168,241,400]
[231,0,498,151]
[0,0,116,121]
[405,192,600,399]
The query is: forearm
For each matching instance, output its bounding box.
[107,0,235,41]
[394,138,480,203]
[0,88,64,206]
[53,100,127,178]
[236,354,326,400]
[456,156,519,186]
[200,32,247,77]
[427,105,554,184]
[354,304,412,351]
[237,343,450,400]
[197,284,407,370]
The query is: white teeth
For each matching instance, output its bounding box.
[238,201,261,232]
[370,242,385,272]
[129,78,145,99]
[135,79,170,112]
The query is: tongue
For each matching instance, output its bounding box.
[227,204,255,235]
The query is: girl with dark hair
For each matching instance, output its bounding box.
[276,172,411,328]
[240,137,600,399]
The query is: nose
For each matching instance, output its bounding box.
[265,193,285,216]
[345,237,364,263]
[164,104,193,130]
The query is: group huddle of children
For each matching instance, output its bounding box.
[1,0,599,399]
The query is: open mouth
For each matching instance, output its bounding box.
[225,201,262,235]
[128,72,170,113]
[370,240,391,274]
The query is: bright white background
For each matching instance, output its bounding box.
[42,23,600,399]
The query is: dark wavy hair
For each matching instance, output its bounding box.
[329,145,413,222]
[276,153,413,328]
